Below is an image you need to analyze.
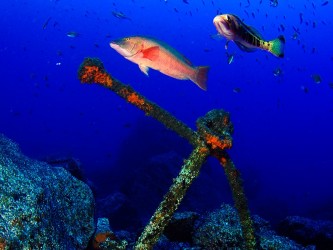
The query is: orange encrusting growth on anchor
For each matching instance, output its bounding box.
[127,93,145,106]
[204,133,232,151]
[118,88,153,112]
[79,59,155,114]
[78,58,256,250]
[198,146,209,155]
[220,156,228,165]
[80,65,113,87]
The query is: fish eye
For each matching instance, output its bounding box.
[227,15,231,22]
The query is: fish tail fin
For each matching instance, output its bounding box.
[192,66,209,90]
[269,35,285,58]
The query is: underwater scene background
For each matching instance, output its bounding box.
[1,0,333,249]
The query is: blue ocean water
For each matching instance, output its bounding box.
[1,0,332,232]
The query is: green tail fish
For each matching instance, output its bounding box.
[213,14,285,58]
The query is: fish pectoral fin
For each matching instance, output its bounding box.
[235,41,256,52]
[225,40,230,50]
[139,64,149,76]
[141,46,160,61]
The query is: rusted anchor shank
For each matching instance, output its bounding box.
[78,58,256,250]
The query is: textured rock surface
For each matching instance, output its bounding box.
[192,204,314,250]
[0,133,95,249]
[193,204,245,249]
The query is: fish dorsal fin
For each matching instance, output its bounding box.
[234,41,256,52]
[247,25,263,39]
[141,46,160,61]
[181,54,193,66]
[138,64,149,76]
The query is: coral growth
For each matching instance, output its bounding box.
[78,58,113,87]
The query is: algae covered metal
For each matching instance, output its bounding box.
[78,58,256,249]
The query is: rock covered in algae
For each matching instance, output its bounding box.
[193,204,244,249]
[0,133,95,249]
[192,204,314,250]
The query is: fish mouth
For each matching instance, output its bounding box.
[213,15,234,40]
[110,42,118,49]
[110,41,136,58]
[110,38,125,50]
[110,42,123,53]
[110,42,125,54]
[110,38,124,45]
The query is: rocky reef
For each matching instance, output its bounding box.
[0,133,95,249]
[0,132,328,249]
[153,204,316,250]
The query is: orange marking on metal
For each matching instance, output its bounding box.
[80,66,99,82]
[81,66,113,87]
[127,93,145,106]
[221,157,227,165]
[198,146,209,155]
[205,133,232,150]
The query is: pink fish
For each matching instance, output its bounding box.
[110,36,209,90]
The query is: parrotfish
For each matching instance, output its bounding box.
[110,36,209,90]
[213,14,285,58]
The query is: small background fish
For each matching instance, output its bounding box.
[66,31,79,38]
[112,11,131,21]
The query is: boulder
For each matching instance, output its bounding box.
[193,204,313,250]
[0,133,95,249]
